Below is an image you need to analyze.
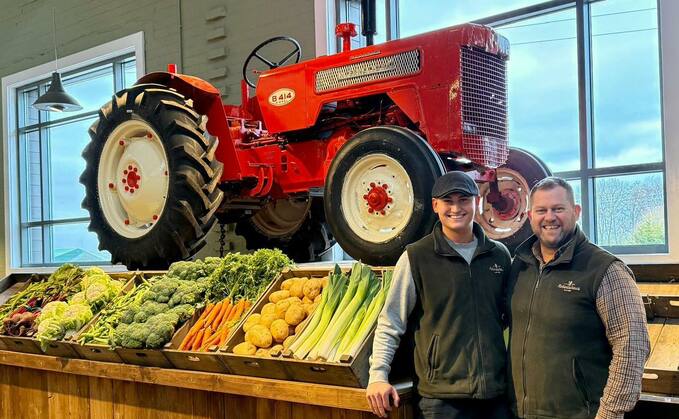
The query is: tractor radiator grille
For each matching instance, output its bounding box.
[460,46,508,169]
[315,50,420,93]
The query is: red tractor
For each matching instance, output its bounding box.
[80,22,550,268]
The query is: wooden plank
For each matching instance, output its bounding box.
[638,283,679,296]
[647,320,665,354]
[88,376,114,419]
[646,319,679,371]
[47,372,90,419]
[630,264,679,282]
[0,349,414,413]
[14,366,49,418]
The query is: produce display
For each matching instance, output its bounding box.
[77,249,292,351]
[231,273,328,357]
[0,264,125,349]
[287,262,392,362]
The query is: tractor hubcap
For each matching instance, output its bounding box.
[98,120,169,239]
[476,167,530,240]
[342,153,413,243]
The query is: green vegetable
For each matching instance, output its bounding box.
[37,301,68,324]
[35,317,66,348]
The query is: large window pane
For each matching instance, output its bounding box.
[19,130,42,223]
[594,172,665,247]
[50,223,111,263]
[591,0,661,167]
[22,227,44,265]
[123,59,137,88]
[399,0,546,37]
[497,9,580,172]
[47,118,96,219]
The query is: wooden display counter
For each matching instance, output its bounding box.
[0,350,413,418]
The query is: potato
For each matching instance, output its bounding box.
[320,276,329,288]
[259,313,277,328]
[270,319,290,343]
[281,278,295,290]
[233,341,256,355]
[302,303,313,316]
[243,314,261,332]
[285,296,303,305]
[245,325,272,348]
[303,278,322,300]
[274,299,295,319]
[282,335,296,350]
[269,344,284,356]
[285,304,306,326]
[314,294,322,304]
[289,278,307,299]
[261,303,276,317]
[302,296,314,305]
[269,290,290,303]
[255,348,270,357]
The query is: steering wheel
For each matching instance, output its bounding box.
[242,36,302,88]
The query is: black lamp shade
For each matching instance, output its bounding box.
[32,72,83,112]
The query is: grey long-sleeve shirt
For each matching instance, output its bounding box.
[368,238,477,384]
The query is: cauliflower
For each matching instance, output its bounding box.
[69,292,87,305]
[60,303,93,331]
[36,317,66,349]
[38,301,68,324]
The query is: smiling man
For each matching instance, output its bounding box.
[366,171,512,419]
[507,177,650,419]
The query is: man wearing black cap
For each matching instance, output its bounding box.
[366,171,512,419]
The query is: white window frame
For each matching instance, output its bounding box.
[2,32,145,273]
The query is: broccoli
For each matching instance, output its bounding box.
[113,323,144,348]
[168,281,206,306]
[170,304,194,322]
[133,301,168,323]
[144,312,180,348]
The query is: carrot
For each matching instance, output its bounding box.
[180,318,206,349]
[191,329,206,351]
[211,299,231,330]
[204,301,223,326]
[179,332,196,351]
[228,299,246,322]
[198,327,215,351]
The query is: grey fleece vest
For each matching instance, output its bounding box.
[406,222,511,399]
[508,226,617,419]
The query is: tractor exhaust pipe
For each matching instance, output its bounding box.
[361,0,377,46]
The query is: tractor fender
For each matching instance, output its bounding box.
[136,72,221,114]
[136,72,243,182]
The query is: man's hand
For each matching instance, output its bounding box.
[366,381,400,418]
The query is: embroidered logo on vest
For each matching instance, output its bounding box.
[489,263,504,274]
[557,280,581,293]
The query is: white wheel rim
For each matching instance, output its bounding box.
[341,153,414,243]
[97,120,170,239]
[476,167,530,240]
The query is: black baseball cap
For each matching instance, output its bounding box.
[431,171,479,198]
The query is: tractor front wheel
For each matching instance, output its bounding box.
[81,84,224,268]
[324,126,446,265]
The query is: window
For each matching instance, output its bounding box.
[3,33,144,270]
[331,0,666,255]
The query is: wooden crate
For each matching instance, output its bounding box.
[643,317,679,395]
[41,273,137,359]
[71,275,141,363]
[0,273,49,355]
[163,310,230,374]
[221,267,387,386]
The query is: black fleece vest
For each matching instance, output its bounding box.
[508,227,617,419]
[406,222,511,399]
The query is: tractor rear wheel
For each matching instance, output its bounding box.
[324,126,446,265]
[81,84,224,269]
[475,147,551,252]
[235,196,334,262]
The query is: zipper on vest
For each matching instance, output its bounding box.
[521,265,544,415]
[468,265,485,393]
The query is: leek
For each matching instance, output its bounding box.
[313,263,374,360]
[344,270,393,358]
[332,305,368,362]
